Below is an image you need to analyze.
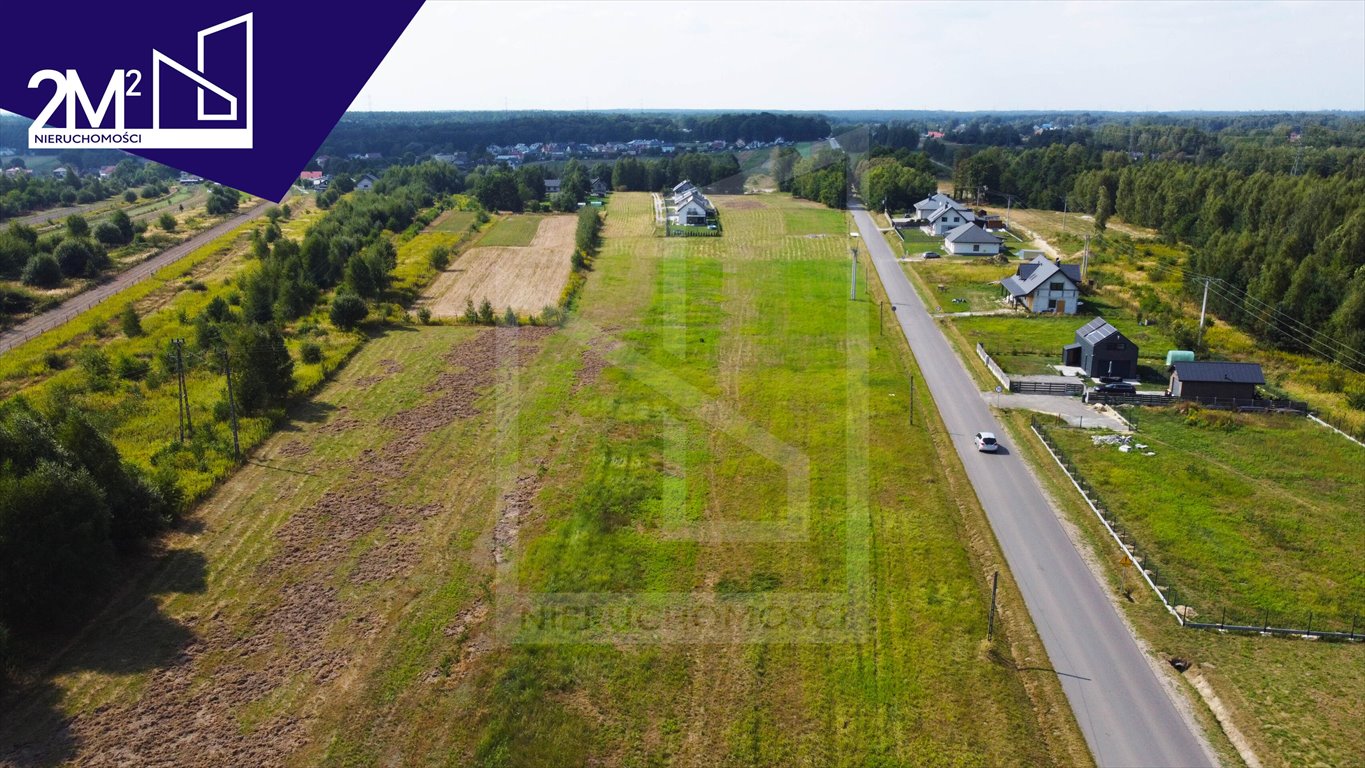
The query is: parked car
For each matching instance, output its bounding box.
[1094,382,1137,395]
[923,251,941,259]
[974,431,999,452]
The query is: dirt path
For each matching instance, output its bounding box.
[0,202,271,354]
[422,215,575,317]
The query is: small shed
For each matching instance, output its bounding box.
[1170,361,1264,400]
[1063,317,1139,379]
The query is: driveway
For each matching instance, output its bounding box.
[984,391,1130,431]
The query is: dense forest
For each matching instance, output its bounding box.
[316,111,831,158]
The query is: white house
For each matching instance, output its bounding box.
[1001,255,1082,314]
[355,173,378,191]
[676,197,712,226]
[924,204,975,236]
[544,178,562,195]
[943,222,1002,255]
[672,179,697,199]
[912,193,958,221]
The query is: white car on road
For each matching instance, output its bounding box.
[974,431,999,452]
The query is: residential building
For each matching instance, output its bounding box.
[1062,317,1139,379]
[355,173,378,191]
[1001,255,1082,314]
[943,222,1002,255]
[924,203,975,236]
[912,193,959,221]
[1169,361,1265,400]
[544,178,562,195]
[590,178,609,196]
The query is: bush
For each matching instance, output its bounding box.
[120,303,142,337]
[501,307,518,327]
[44,352,68,370]
[329,292,368,330]
[428,244,451,270]
[300,341,323,364]
[76,345,112,386]
[115,354,150,381]
[417,307,432,325]
[157,212,177,232]
[54,238,96,277]
[66,215,90,238]
[537,305,566,327]
[20,253,62,288]
[94,221,127,247]
[1346,387,1365,411]
[123,190,137,203]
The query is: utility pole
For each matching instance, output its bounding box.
[222,349,240,459]
[987,571,999,640]
[1005,195,1013,230]
[849,245,858,301]
[909,374,915,426]
[1196,278,1211,348]
[1082,235,1091,282]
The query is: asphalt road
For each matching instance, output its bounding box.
[852,202,1215,768]
[0,202,270,355]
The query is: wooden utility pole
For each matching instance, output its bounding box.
[910,375,915,426]
[172,339,191,441]
[987,571,999,640]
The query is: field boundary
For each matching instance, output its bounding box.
[975,343,1011,389]
[1032,419,1364,642]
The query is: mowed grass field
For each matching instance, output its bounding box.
[478,214,547,247]
[1003,410,1365,768]
[1049,409,1364,626]
[952,312,1177,379]
[908,260,1015,313]
[0,192,1085,766]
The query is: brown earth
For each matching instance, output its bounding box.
[422,216,576,317]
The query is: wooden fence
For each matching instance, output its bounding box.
[1011,380,1084,396]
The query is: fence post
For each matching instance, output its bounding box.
[1306,612,1313,636]
[1220,607,1225,630]
[1263,609,1269,633]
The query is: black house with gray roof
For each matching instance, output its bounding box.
[1063,317,1138,379]
[1170,361,1265,400]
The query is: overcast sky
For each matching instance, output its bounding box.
[350,0,1365,113]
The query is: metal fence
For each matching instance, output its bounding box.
[1031,418,1362,642]
[1011,380,1083,396]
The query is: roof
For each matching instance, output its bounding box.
[673,180,696,193]
[299,171,323,180]
[913,193,957,211]
[943,222,1001,245]
[1172,361,1265,385]
[927,203,974,223]
[1075,316,1124,347]
[1003,255,1082,297]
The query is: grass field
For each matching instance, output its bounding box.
[479,214,547,247]
[0,192,1088,766]
[908,260,1015,313]
[1047,409,1364,626]
[423,215,575,317]
[1001,410,1365,768]
[953,313,1176,379]
[428,209,477,232]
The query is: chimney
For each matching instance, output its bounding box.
[1054,257,1061,265]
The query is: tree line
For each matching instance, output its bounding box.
[609,154,743,193]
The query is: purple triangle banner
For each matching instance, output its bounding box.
[0,1,424,201]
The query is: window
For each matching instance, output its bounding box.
[1050,281,1064,291]
[973,244,980,252]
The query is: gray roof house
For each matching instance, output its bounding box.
[943,222,1002,255]
[1170,361,1265,401]
[1063,317,1138,379]
[544,178,562,195]
[1002,255,1082,314]
[355,173,378,191]
[672,179,697,197]
[912,193,960,220]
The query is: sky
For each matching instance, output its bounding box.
[350,0,1365,113]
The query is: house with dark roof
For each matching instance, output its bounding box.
[1169,361,1265,400]
[1063,317,1138,378]
[912,193,959,221]
[355,173,378,192]
[590,177,609,196]
[943,222,1002,255]
[924,204,976,236]
[672,179,697,198]
[1002,255,1082,314]
[544,178,562,195]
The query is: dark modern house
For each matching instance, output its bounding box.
[1169,361,1265,400]
[1063,317,1139,379]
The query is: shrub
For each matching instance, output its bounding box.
[300,342,323,364]
[157,212,177,232]
[1346,387,1365,411]
[477,298,495,325]
[502,307,518,327]
[44,352,68,370]
[428,244,451,270]
[115,355,150,381]
[20,253,62,287]
[417,307,432,325]
[94,221,127,247]
[120,303,142,338]
[123,189,137,203]
[329,292,368,330]
[76,345,112,385]
[54,239,96,277]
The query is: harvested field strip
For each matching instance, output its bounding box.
[423,214,575,316]
[0,325,555,766]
